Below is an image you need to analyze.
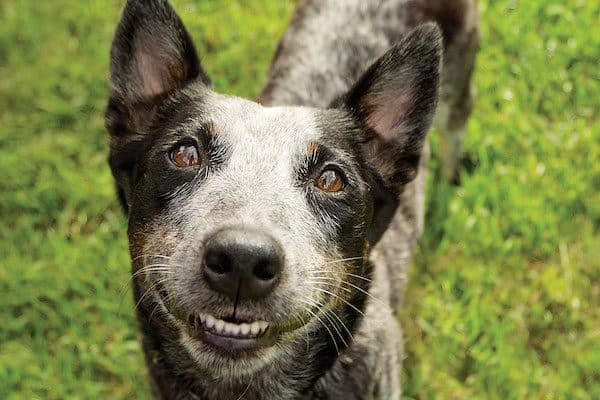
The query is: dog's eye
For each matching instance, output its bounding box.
[315,169,344,193]
[171,144,200,168]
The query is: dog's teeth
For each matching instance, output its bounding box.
[192,314,269,337]
[250,322,261,335]
[215,319,225,332]
[240,323,250,335]
[229,324,240,336]
[205,315,216,328]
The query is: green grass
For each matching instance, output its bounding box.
[0,0,598,398]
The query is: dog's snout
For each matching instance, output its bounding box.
[202,227,284,301]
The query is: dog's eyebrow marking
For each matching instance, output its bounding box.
[296,141,339,184]
[306,141,321,155]
[204,121,219,135]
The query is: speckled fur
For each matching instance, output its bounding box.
[106,0,478,399]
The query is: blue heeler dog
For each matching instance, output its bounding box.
[105,0,479,398]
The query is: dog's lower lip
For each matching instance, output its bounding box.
[200,330,263,351]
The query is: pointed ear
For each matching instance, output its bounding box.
[344,23,442,189]
[106,0,211,210]
[106,0,210,136]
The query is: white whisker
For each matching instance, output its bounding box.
[311,287,365,317]
[298,299,340,354]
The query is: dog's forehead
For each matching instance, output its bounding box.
[209,94,322,153]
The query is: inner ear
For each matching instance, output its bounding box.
[135,48,188,99]
[108,0,211,132]
[343,23,442,188]
[126,23,207,102]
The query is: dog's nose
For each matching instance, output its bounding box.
[202,227,284,301]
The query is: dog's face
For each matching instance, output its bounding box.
[106,0,440,377]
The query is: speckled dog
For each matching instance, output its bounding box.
[105,0,478,398]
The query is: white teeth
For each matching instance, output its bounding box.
[192,313,269,337]
[215,319,225,332]
[205,315,216,328]
[250,322,261,335]
[230,324,241,335]
[240,323,250,335]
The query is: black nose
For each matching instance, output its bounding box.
[202,227,284,301]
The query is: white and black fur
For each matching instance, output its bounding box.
[105,0,479,398]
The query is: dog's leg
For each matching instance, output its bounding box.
[435,51,477,183]
[432,1,480,183]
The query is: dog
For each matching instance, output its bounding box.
[105,0,478,398]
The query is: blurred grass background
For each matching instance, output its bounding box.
[0,0,598,398]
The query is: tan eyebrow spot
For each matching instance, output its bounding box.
[206,121,220,135]
[306,141,320,154]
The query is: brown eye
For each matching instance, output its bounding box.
[171,144,200,168]
[315,169,344,193]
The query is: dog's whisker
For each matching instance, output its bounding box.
[312,287,365,317]
[307,276,352,293]
[319,256,365,266]
[311,271,373,284]
[344,272,373,283]
[131,265,175,280]
[296,312,311,352]
[302,296,351,350]
[310,273,375,297]
[130,261,180,285]
[303,293,354,343]
[134,276,172,313]
[323,307,353,342]
[148,299,164,322]
[149,288,178,322]
[131,254,172,264]
[115,263,176,318]
[281,292,313,351]
[339,280,389,309]
[298,299,340,355]
[310,301,348,348]
[235,378,253,400]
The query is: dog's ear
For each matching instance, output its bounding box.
[106,0,210,209]
[343,23,442,189]
[337,24,442,244]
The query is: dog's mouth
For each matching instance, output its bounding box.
[185,312,278,352]
[150,282,319,355]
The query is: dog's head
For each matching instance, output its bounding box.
[106,0,441,378]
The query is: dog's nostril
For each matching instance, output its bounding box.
[202,227,284,300]
[253,260,276,281]
[204,250,232,275]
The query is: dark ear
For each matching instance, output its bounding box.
[105,0,210,209]
[344,23,442,189]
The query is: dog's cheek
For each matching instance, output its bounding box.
[317,195,370,258]
[128,217,183,277]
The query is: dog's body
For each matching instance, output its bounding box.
[105,1,478,399]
